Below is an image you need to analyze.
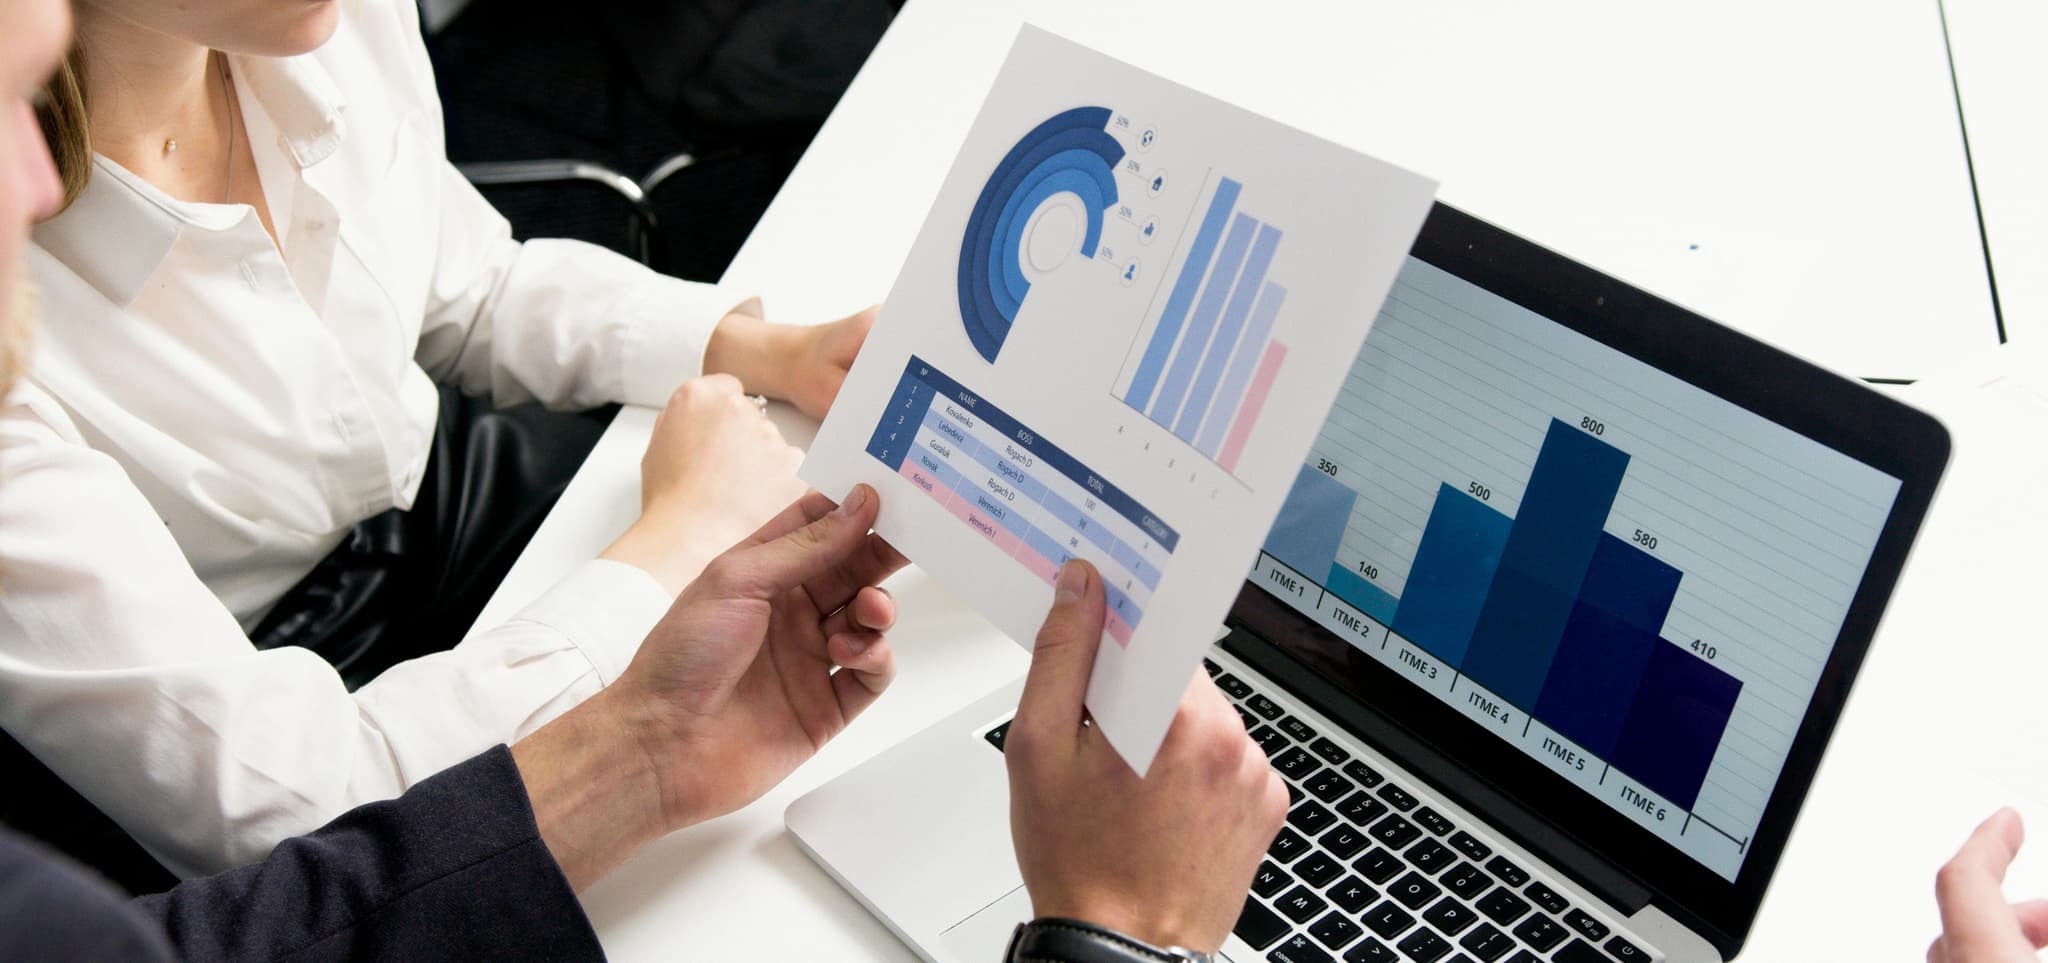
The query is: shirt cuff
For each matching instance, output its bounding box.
[617,274,763,409]
[500,559,673,685]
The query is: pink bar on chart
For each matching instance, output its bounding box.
[1104,611,1135,648]
[1218,342,1289,472]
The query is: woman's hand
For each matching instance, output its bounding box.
[601,374,805,594]
[703,307,878,420]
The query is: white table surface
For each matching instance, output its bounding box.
[467,2,2044,959]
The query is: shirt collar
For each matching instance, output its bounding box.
[28,51,349,308]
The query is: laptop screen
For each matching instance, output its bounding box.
[1246,251,1903,884]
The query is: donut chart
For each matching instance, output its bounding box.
[957,106,1127,363]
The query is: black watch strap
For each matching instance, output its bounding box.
[1003,917,1212,963]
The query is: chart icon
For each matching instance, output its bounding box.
[957,107,1127,363]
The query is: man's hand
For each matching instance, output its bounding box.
[617,484,908,829]
[1006,560,1287,954]
[703,307,878,420]
[599,373,806,594]
[1929,808,2048,963]
[517,485,906,890]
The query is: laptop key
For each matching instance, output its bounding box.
[1247,694,1287,720]
[1441,862,1493,901]
[1320,824,1370,860]
[1484,855,1529,888]
[1446,956,1479,963]
[1342,937,1398,962]
[1525,881,1570,916]
[1276,884,1330,923]
[1413,807,1454,836]
[1388,871,1442,910]
[1251,726,1291,757]
[1512,913,1567,952]
[1329,876,1378,914]
[983,722,1010,752]
[1335,791,1390,827]
[1374,784,1418,811]
[1342,760,1386,788]
[1476,888,1531,926]
[1305,769,1355,803]
[1353,847,1404,883]
[1268,933,1334,963]
[1361,901,1415,939]
[1279,715,1319,742]
[1288,801,1337,835]
[1236,704,1259,730]
[1406,838,1455,875]
[1423,897,1479,936]
[1270,827,1311,863]
[1215,673,1255,699]
[1604,934,1647,960]
[1310,737,1351,765]
[1310,911,1363,950]
[1552,939,1609,963]
[1457,923,1515,962]
[1275,747,1323,781]
[1504,951,1541,963]
[1563,908,1609,941]
[1448,831,1492,862]
[1295,851,1343,888]
[1252,860,1295,897]
[1368,813,1420,849]
[1396,927,1452,962]
[1204,658,1222,677]
[1287,781,1305,806]
[1235,896,1291,950]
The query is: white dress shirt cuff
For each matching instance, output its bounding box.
[618,279,764,409]
[499,558,673,685]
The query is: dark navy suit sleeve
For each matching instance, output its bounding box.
[131,745,603,962]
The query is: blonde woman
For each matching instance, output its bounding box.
[5,0,871,886]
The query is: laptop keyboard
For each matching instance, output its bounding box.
[983,659,1650,963]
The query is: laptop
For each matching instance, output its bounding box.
[787,202,1949,962]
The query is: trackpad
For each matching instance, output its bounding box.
[939,885,1032,960]
[939,886,1248,963]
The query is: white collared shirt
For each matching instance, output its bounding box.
[2,0,741,875]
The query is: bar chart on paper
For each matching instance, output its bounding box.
[1114,176,1292,473]
[1251,257,1902,879]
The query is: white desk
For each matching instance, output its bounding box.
[469,2,2042,959]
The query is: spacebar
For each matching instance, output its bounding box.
[1234,896,1290,949]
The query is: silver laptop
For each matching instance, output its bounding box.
[788,202,1949,962]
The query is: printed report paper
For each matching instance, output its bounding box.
[802,26,1437,772]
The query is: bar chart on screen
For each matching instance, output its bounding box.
[1113,174,1292,474]
[1251,256,1902,879]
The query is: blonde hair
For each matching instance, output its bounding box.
[34,47,91,216]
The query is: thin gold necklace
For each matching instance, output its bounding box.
[161,52,235,203]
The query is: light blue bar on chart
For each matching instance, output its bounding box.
[1198,281,1287,456]
[1124,178,1241,411]
[1174,223,1281,442]
[1149,213,1257,425]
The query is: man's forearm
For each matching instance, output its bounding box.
[511,685,671,892]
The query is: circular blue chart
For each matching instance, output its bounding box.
[956,106,1127,363]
